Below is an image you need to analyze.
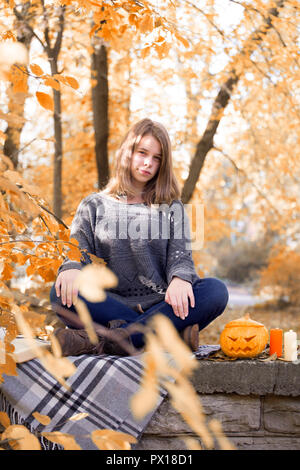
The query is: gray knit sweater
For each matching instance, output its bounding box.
[58,192,200,313]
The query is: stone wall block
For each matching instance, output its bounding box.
[200,394,261,432]
[144,394,261,435]
[134,436,188,451]
[263,396,300,434]
[228,436,300,450]
[274,362,300,396]
[145,399,191,434]
[191,361,278,395]
[191,361,300,396]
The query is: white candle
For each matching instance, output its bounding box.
[284,330,298,361]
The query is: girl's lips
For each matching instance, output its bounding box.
[140,169,151,175]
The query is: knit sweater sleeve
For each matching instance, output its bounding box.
[58,194,97,275]
[165,200,198,286]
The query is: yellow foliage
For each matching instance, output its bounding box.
[43,76,61,91]
[0,412,11,429]
[2,425,41,450]
[32,412,51,426]
[36,92,54,112]
[9,65,28,94]
[258,246,300,305]
[41,431,82,450]
[30,63,44,77]
[53,74,79,90]
[90,429,137,450]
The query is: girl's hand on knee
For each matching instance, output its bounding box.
[55,269,80,308]
[165,277,195,320]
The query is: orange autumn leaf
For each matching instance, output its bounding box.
[141,46,151,59]
[58,227,71,242]
[53,74,79,90]
[175,32,190,48]
[63,76,79,90]
[2,425,41,450]
[30,63,44,77]
[139,14,154,33]
[89,23,99,37]
[41,431,82,450]
[10,65,28,94]
[0,411,11,429]
[130,347,159,420]
[36,91,54,111]
[32,412,51,426]
[0,355,18,383]
[0,130,6,142]
[68,412,89,422]
[90,429,137,450]
[66,239,82,262]
[43,76,61,91]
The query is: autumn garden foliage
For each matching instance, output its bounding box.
[0,0,299,450]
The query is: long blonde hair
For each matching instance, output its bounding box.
[102,118,181,205]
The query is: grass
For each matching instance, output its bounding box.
[199,301,300,345]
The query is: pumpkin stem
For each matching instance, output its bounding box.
[244,313,250,320]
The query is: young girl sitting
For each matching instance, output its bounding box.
[50,118,228,356]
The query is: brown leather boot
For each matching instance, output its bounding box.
[54,325,140,357]
[104,320,141,356]
[180,324,199,352]
[53,328,105,357]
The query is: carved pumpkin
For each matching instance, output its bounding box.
[220,313,269,358]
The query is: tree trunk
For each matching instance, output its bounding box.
[91,39,109,190]
[5,2,34,168]
[46,5,65,219]
[50,58,63,219]
[3,82,29,169]
[11,2,65,218]
[181,0,285,204]
[181,73,238,203]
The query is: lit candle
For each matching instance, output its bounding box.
[270,328,283,357]
[284,330,298,361]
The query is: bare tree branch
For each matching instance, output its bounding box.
[40,0,51,51]
[213,146,281,216]
[53,5,66,59]
[181,0,286,203]
[13,5,46,51]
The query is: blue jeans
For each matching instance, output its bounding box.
[50,277,229,348]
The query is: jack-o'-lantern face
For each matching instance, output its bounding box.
[220,313,269,358]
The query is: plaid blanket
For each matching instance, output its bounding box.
[0,345,220,450]
[0,353,167,450]
[194,344,220,358]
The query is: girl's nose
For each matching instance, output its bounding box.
[144,157,153,167]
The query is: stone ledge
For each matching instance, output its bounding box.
[190,360,300,396]
[136,359,300,450]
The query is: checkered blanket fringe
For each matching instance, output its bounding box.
[0,392,60,450]
[0,353,168,451]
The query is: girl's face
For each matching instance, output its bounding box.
[130,134,162,190]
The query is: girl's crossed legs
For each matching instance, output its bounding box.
[50,277,229,348]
